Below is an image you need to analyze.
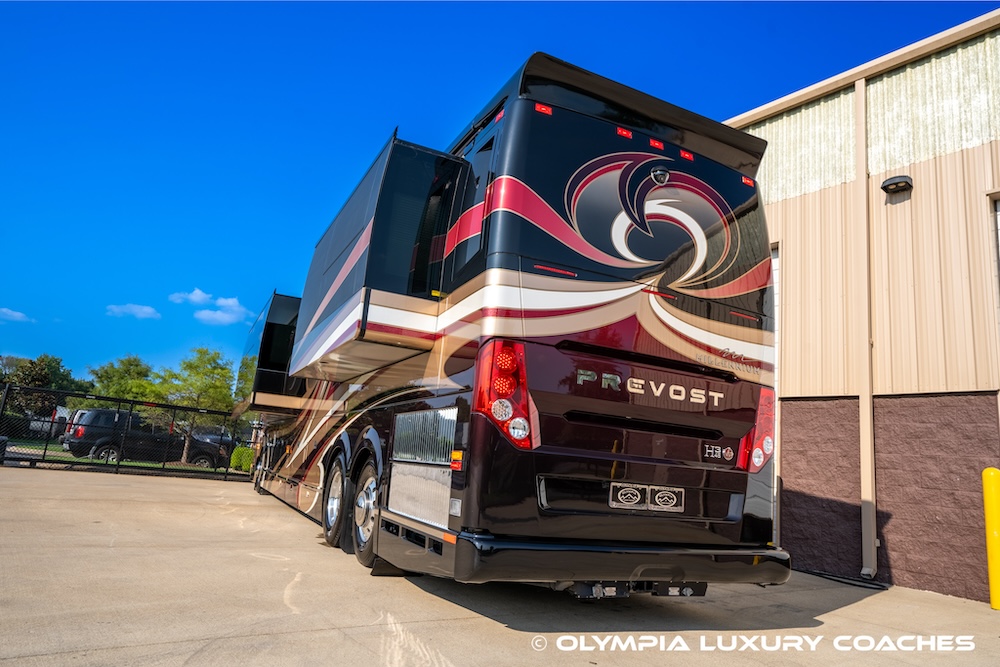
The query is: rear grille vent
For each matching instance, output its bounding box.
[564,411,723,441]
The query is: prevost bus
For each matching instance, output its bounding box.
[241,53,789,599]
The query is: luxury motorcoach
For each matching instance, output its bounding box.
[240,53,789,599]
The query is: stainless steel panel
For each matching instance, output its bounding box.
[387,462,451,529]
[392,407,457,464]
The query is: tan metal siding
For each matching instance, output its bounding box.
[747,89,855,206]
[870,141,1000,394]
[764,183,862,397]
[867,30,1000,175]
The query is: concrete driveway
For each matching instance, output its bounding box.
[1,465,996,666]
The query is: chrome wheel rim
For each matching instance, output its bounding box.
[326,468,343,528]
[354,476,376,544]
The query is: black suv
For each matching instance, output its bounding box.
[61,408,229,468]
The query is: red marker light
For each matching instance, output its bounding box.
[680,150,694,161]
[535,103,552,115]
[742,175,755,187]
[494,347,518,373]
[616,127,633,139]
[492,374,517,398]
[494,109,505,123]
[642,288,677,300]
[533,264,577,277]
[649,138,664,150]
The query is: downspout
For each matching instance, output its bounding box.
[856,77,879,579]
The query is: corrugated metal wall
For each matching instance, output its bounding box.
[866,31,1000,394]
[867,31,1000,176]
[744,27,1000,398]
[763,184,866,397]
[870,142,1000,394]
[750,89,856,208]
[746,90,862,398]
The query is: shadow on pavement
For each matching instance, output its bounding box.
[402,569,885,633]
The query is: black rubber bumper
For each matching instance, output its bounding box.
[452,533,791,585]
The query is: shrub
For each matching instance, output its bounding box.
[230,446,254,472]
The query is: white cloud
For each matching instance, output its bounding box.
[0,308,33,323]
[106,304,162,319]
[194,297,254,326]
[168,288,213,305]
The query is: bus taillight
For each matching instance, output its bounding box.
[737,387,775,473]
[475,340,536,449]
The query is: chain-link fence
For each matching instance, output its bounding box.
[0,384,254,480]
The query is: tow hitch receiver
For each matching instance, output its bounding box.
[652,581,708,597]
[567,581,708,599]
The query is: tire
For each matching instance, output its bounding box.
[190,455,215,469]
[352,461,378,568]
[322,452,348,547]
[93,444,121,464]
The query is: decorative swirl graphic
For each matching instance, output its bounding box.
[563,152,745,292]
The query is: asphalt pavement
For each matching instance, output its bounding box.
[1,464,997,666]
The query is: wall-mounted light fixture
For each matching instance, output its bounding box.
[881,175,913,194]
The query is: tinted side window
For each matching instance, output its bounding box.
[443,128,499,291]
[367,145,466,299]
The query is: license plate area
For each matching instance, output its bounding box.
[609,482,685,512]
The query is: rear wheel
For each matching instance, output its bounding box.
[93,444,120,464]
[322,452,348,547]
[352,462,378,568]
[190,454,215,468]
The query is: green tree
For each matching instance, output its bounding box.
[8,354,93,415]
[231,353,260,429]
[34,355,93,394]
[7,357,54,416]
[156,348,236,462]
[233,354,257,406]
[1,355,29,384]
[89,355,157,401]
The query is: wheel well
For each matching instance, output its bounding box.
[322,445,345,479]
[350,446,374,483]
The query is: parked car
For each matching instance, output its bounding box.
[190,431,239,459]
[61,408,229,468]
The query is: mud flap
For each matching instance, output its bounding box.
[370,557,417,577]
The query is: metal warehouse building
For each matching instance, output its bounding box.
[727,9,1000,602]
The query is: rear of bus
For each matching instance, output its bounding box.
[449,57,789,595]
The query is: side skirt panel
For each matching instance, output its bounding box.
[375,509,457,578]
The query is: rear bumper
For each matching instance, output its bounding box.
[62,440,93,457]
[452,534,791,585]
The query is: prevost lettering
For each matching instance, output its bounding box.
[576,370,724,407]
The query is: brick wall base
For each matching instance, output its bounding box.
[779,393,999,602]
[873,393,999,602]
[779,398,863,579]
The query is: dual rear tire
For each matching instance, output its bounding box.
[321,454,377,568]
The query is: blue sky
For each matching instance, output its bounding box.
[2,1,998,380]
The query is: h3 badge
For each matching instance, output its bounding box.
[704,443,735,462]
